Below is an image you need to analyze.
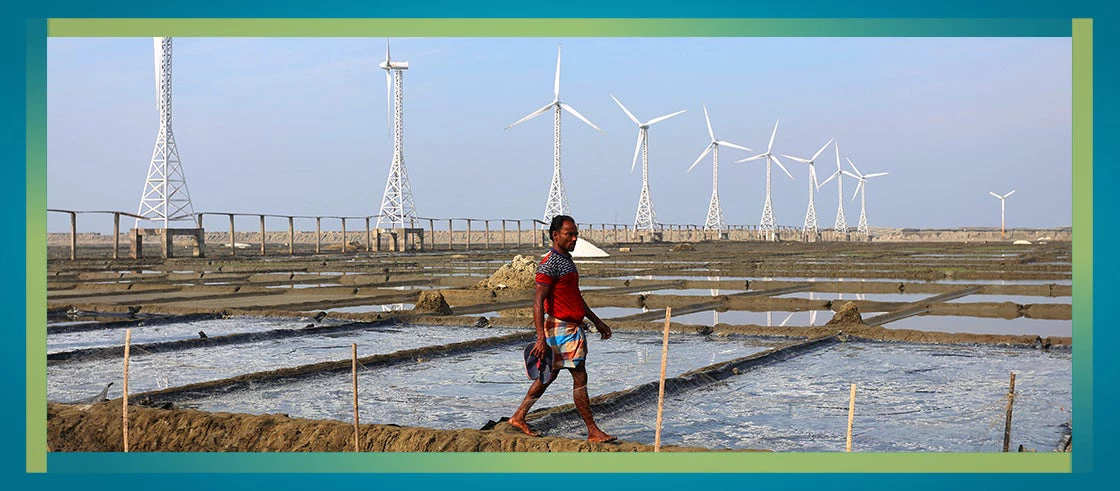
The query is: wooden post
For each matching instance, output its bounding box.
[365,218,372,252]
[113,212,121,259]
[1003,372,1016,452]
[654,307,673,452]
[501,220,507,248]
[846,383,856,452]
[484,220,490,249]
[69,212,77,260]
[123,328,131,452]
[315,217,321,254]
[428,219,435,251]
[259,215,266,256]
[341,218,347,253]
[352,343,360,452]
[466,219,472,250]
[517,220,522,247]
[447,219,453,250]
[288,217,295,256]
[228,214,236,257]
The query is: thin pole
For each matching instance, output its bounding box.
[846,383,856,452]
[69,212,77,260]
[466,219,472,250]
[654,307,672,452]
[1003,372,1016,452]
[341,218,347,253]
[366,217,372,252]
[517,220,522,247]
[315,217,321,254]
[228,214,235,257]
[352,343,360,452]
[447,219,453,250]
[123,328,131,452]
[288,217,294,256]
[113,212,120,259]
[259,215,266,256]
[485,220,490,249]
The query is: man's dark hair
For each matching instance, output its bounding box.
[549,215,575,236]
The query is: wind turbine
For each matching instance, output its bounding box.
[686,104,751,231]
[611,94,685,232]
[988,190,1016,238]
[737,119,794,241]
[817,141,848,237]
[782,138,834,241]
[376,38,417,229]
[506,43,603,223]
[842,158,888,240]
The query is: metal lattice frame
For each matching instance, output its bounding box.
[758,156,776,240]
[543,105,570,223]
[704,146,725,231]
[378,63,417,228]
[857,183,870,239]
[834,143,848,234]
[633,128,658,231]
[136,37,196,228]
[802,165,818,239]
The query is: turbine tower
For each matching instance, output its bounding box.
[506,43,603,223]
[686,105,751,231]
[737,119,793,241]
[782,138,834,241]
[611,94,686,232]
[377,39,417,229]
[842,157,888,240]
[136,37,196,228]
[817,141,849,237]
[988,189,1016,238]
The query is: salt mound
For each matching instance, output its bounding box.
[572,238,609,258]
[477,255,539,290]
[825,301,864,326]
[414,291,453,315]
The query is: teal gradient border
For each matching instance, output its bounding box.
[24,16,1088,483]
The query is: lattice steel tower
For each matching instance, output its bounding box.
[136,37,196,228]
[377,41,417,229]
[610,95,685,232]
[686,105,750,231]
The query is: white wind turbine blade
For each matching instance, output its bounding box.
[554,44,562,100]
[818,171,838,189]
[781,154,810,164]
[505,102,555,129]
[834,140,842,172]
[811,138,835,162]
[1004,190,1017,198]
[703,104,715,141]
[863,172,888,179]
[687,143,714,172]
[736,153,767,163]
[841,170,861,180]
[989,191,1003,199]
[716,140,752,152]
[852,178,864,201]
[560,102,604,133]
[647,109,687,126]
[630,131,644,173]
[384,39,393,135]
[846,157,863,178]
[780,312,794,327]
[611,94,640,125]
[810,165,820,189]
[766,119,780,152]
[772,155,794,180]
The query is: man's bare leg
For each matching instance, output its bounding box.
[571,365,616,443]
[509,378,549,437]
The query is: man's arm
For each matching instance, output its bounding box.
[582,299,612,340]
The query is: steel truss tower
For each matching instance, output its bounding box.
[377,49,417,229]
[543,105,570,223]
[633,128,657,231]
[136,37,196,228]
[704,145,725,231]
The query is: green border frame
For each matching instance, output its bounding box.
[30,18,1087,475]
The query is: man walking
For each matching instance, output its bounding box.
[508,215,616,443]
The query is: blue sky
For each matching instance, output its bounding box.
[46,37,1071,233]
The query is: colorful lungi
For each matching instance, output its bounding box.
[544,316,587,369]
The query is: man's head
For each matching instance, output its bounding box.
[549,215,578,252]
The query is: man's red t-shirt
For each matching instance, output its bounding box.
[535,248,586,323]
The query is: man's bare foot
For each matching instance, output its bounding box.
[509,418,540,437]
[588,431,617,443]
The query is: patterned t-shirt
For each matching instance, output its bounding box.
[535,248,586,322]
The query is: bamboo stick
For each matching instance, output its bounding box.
[123,328,131,452]
[654,307,672,452]
[846,383,856,452]
[1003,372,1016,452]
[352,343,360,452]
